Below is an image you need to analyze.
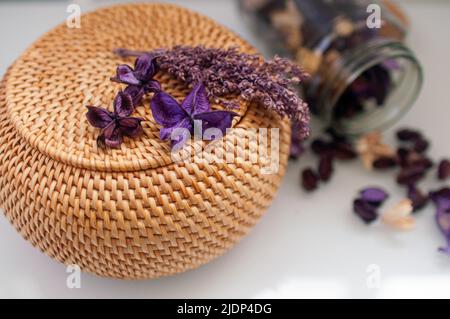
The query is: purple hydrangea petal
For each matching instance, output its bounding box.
[170,126,192,149]
[438,245,450,257]
[150,92,188,127]
[430,189,450,214]
[134,54,157,81]
[193,110,237,138]
[360,187,389,205]
[113,91,134,118]
[103,122,122,148]
[145,80,161,93]
[181,83,210,115]
[86,106,113,128]
[124,85,146,107]
[113,64,140,85]
[407,185,429,212]
[160,117,192,141]
[353,199,378,224]
[436,207,450,239]
[118,117,143,138]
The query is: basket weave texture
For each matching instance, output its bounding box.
[0,3,290,279]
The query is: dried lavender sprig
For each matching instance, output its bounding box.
[115,46,310,139]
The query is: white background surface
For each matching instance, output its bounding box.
[1,0,450,299]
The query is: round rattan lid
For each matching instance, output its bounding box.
[5,3,256,172]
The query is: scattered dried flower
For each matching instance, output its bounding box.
[407,184,429,212]
[430,188,450,256]
[86,91,143,148]
[360,187,389,206]
[353,198,378,224]
[111,54,161,106]
[150,83,237,148]
[382,199,415,231]
[302,168,319,191]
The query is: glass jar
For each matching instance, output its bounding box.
[239,0,423,136]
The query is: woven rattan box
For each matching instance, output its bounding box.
[0,3,290,279]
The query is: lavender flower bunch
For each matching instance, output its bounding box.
[115,45,311,139]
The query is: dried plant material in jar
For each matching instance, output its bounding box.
[270,0,304,50]
[296,48,322,75]
[382,199,415,231]
[334,17,355,37]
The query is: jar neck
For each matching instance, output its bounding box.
[315,38,423,136]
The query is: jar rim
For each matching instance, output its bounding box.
[319,39,423,135]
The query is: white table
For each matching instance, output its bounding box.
[1,0,450,299]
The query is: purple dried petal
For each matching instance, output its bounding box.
[170,126,192,149]
[145,80,161,93]
[301,168,319,192]
[193,110,237,138]
[360,187,389,206]
[114,91,134,117]
[397,165,426,185]
[396,128,422,142]
[86,106,113,129]
[103,122,122,148]
[113,64,140,85]
[182,83,210,115]
[438,159,450,181]
[407,184,429,212]
[430,188,450,210]
[160,117,192,141]
[432,191,450,255]
[150,92,188,127]
[134,54,157,82]
[373,156,397,170]
[118,117,143,138]
[353,199,378,224]
[318,155,333,182]
[124,85,146,106]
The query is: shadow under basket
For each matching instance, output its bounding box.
[0,3,290,279]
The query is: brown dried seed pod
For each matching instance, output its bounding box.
[318,155,333,182]
[302,168,319,191]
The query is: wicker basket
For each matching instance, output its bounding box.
[0,3,290,279]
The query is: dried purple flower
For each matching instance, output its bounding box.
[353,199,378,224]
[150,83,237,148]
[438,159,450,181]
[318,154,333,182]
[301,168,319,192]
[116,46,310,139]
[111,54,161,106]
[86,91,143,148]
[407,184,429,212]
[430,188,450,256]
[360,187,389,206]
